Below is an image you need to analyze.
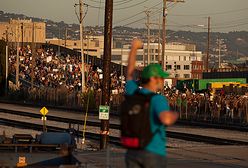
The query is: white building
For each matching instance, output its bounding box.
[108,43,203,79]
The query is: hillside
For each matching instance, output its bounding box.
[1,10,247,65]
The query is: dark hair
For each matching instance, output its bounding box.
[141,78,150,85]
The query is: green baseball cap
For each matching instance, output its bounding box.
[141,63,169,79]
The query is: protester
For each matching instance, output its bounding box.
[122,39,178,168]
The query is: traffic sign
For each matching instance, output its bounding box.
[17,156,27,167]
[99,105,110,120]
[40,107,48,116]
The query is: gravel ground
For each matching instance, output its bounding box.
[168,125,248,142]
[0,102,120,124]
[1,102,247,142]
[167,137,214,148]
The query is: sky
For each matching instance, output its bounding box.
[0,0,248,32]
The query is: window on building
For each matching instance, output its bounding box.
[166,65,172,70]
[175,74,180,78]
[184,65,190,70]
[184,74,190,78]
[166,56,168,60]
[155,55,159,61]
[137,55,143,61]
[179,56,181,61]
[95,41,99,47]
[112,55,121,61]
[184,56,187,61]
[176,65,181,70]
[74,42,77,46]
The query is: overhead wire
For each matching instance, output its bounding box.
[86,0,150,10]
[121,8,162,27]
[89,0,133,4]
[212,22,248,30]
[113,1,162,25]
[170,7,248,17]
[119,2,176,27]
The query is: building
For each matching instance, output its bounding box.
[46,36,105,58]
[0,19,46,44]
[109,43,203,79]
[191,61,204,79]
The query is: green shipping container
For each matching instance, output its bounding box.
[195,78,247,91]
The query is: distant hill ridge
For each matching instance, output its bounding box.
[0,10,247,60]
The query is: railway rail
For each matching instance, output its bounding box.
[0,111,248,146]
[0,108,247,132]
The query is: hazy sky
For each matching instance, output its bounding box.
[0,0,248,32]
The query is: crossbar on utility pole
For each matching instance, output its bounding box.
[100,0,113,150]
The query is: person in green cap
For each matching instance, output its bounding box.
[124,39,178,168]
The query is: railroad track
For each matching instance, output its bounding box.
[1,108,248,132]
[0,110,248,146]
[0,117,121,146]
[0,108,120,129]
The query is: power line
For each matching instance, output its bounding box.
[170,7,248,17]
[121,8,162,27]
[212,22,248,29]
[87,0,150,10]
[88,0,132,4]
[116,2,178,27]
[113,1,162,25]
[212,17,248,26]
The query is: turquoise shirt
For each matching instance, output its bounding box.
[125,80,170,156]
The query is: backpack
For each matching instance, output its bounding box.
[120,91,156,149]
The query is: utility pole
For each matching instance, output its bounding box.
[206,16,210,71]
[87,34,90,64]
[161,0,167,69]
[162,0,185,69]
[5,28,9,96]
[58,28,61,55]
[31,23,36,88]
[16,24,20,89]
[100,0,113,150]
[21,23,24,49]
[158,15,161,63]
[121,44,123,88]
[218,37,221,69]
[65,27,67,48]
[145,10,151,65]
[79,0,85,93]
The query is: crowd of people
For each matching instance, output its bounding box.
[165,89,248,124]
[8,46,125,92]
[7,46,248,124]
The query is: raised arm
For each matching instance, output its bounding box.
[127,39,143,81]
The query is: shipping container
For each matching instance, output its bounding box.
[176,78,247,91]
[195,78,246,91]
[207,82,240,89]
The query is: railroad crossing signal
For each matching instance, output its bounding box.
[40,107,48,116]
[99,105,110,120]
